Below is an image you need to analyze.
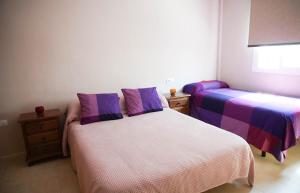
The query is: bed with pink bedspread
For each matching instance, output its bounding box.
[63,108,254,193]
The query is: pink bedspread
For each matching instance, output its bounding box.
[65,108,254,193]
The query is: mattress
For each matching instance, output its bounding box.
[189,88,300,162]
[65,108,254,193]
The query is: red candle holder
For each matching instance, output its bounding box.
[35,106,45,117]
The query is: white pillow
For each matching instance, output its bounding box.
[158,93,169,108]
[119,95,127,114]
[65,101,81,124]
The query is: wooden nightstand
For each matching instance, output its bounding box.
[18,109,62,166]
[166,93,191,115]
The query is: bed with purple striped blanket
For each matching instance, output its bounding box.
[186,84,300,162]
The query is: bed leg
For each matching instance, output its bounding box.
[261,151,266,157]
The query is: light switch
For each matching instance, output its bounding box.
[165,78,175,84]
[0,120,8,127]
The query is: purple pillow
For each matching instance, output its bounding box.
[121,87,163,116]
[77,93,123,125]
[183,80,229,94]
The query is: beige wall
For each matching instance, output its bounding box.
[219,0,300,97]
[0,0,220,156]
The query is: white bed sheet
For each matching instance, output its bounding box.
[65,108,254,193]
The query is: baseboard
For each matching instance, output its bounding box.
[0,151,25,160]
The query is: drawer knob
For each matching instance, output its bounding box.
[176,102,181,106]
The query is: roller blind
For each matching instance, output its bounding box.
[248,0,300,47]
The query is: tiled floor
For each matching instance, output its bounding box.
[1,144,300,193]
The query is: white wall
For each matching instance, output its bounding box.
[0,0,220,156]
[219,0,300,97]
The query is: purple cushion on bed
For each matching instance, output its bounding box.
[183,80,229,94]
[77,93,123,125]
[121,87,163,116]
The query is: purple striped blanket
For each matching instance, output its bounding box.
[190,88,300,162]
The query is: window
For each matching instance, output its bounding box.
[253,45,300,75]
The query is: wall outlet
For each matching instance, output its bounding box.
[0,120,8,127]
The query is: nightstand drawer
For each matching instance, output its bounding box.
[27,131,59,145]
[169,98,189,108]
[25,119,59,134]
[173,106,189,114]
[29,141,61,158]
